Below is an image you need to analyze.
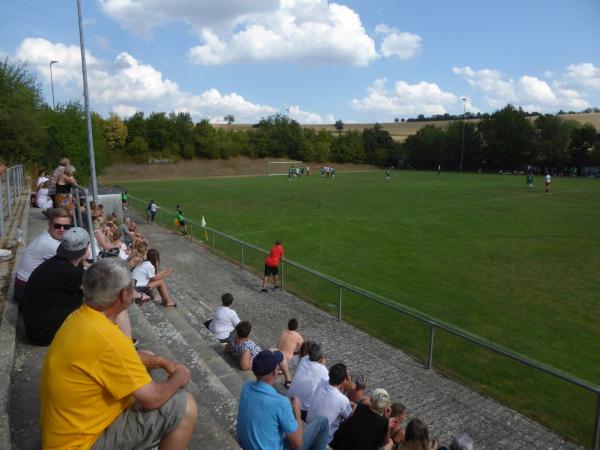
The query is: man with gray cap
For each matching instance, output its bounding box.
[22,226,90,346]
[237,349,329,450]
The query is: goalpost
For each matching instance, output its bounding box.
[267,161,304,176]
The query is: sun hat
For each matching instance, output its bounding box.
[252,350,284,376]
[56,227,90,259]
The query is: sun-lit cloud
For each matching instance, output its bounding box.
[285,104,323,124]
[15,37,277,123]
[564,63,600,90]
[100,0,377,67]
[375,24,422,60]
[453,65,590,111]
[350,78,457,120]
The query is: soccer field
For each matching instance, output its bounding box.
[124,170,600,445]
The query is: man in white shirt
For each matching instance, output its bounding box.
[207,293,241,343]
[306,363,354,444]
[545,173,552,193]
[287,342,328,421]
[14,208,72,305]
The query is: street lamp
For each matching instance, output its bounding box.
[460,97,467,172]
[49,60,59,110]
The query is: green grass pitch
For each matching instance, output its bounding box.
[124,170,600,445]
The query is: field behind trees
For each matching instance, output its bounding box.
[215,112,600,143]
[125,170,600,447]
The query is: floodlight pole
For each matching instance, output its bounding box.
[49,60,58,110]
[460,97,467,172]
[76,0,98,203]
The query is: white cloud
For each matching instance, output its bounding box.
[350,78,457,119]
[16,37,99,85]
[15,38,277,123]
[98,0,278,39]
[375,24,422,60]
[453,65,590,112]
[100,0,377,67]
[565,63,600,89]
[188,2,377,66]
[285,104,323,124]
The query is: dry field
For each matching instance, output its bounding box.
[99,156,375,183]
[214,112,600,142]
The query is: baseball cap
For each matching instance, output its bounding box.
[56,227,90,259]
[252,350,283,376]
[371,388,392,414]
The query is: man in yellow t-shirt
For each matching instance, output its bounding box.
[39,258,197,450]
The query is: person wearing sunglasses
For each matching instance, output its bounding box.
[13,208,73,306]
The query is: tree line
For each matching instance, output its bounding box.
[1,59,599,180]
[403,105,600,172]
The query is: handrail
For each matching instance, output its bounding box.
[128,194,600,449]
[0,165,25,238]
[71,184,97,261]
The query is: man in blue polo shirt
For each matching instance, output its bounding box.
[237,349,329,450]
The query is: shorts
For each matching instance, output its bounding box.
[91,390,188,450]
[135,286,155,300]
[264,264,278,277]
[149,211,156,221]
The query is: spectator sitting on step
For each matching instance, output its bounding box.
[286,342,329,421]
[392,418,438,450]
[13,208,72,306]
[347,373,368,404]
[277,318,304,366]
[306,363,354,445]
[206,293,241,343]
[381,403,409,450]
[22,226,138,344]
[225,321,292,386]
[94,219,127,259]
[39,258,197,450]
[36,180,53,209]
[22,227,90,346]
[129,243,177,307]
[331,388,397,450]
[119,218,133,247]
[236,349,329,450]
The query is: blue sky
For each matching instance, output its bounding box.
[1,0,599,124]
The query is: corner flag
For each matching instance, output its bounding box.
[201,216,208,241]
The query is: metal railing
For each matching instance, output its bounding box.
[0,165,25,238]
[71,184,97,261]
[128,194,600,449]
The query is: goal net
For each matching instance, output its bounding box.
[267,161,303,176]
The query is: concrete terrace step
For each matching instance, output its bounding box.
[145,300,254,395]
[131,304,237,436]
[128,304,241,449]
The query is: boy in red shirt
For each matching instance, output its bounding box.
[261,240,284,292]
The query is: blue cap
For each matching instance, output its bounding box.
[252,350,283,376]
